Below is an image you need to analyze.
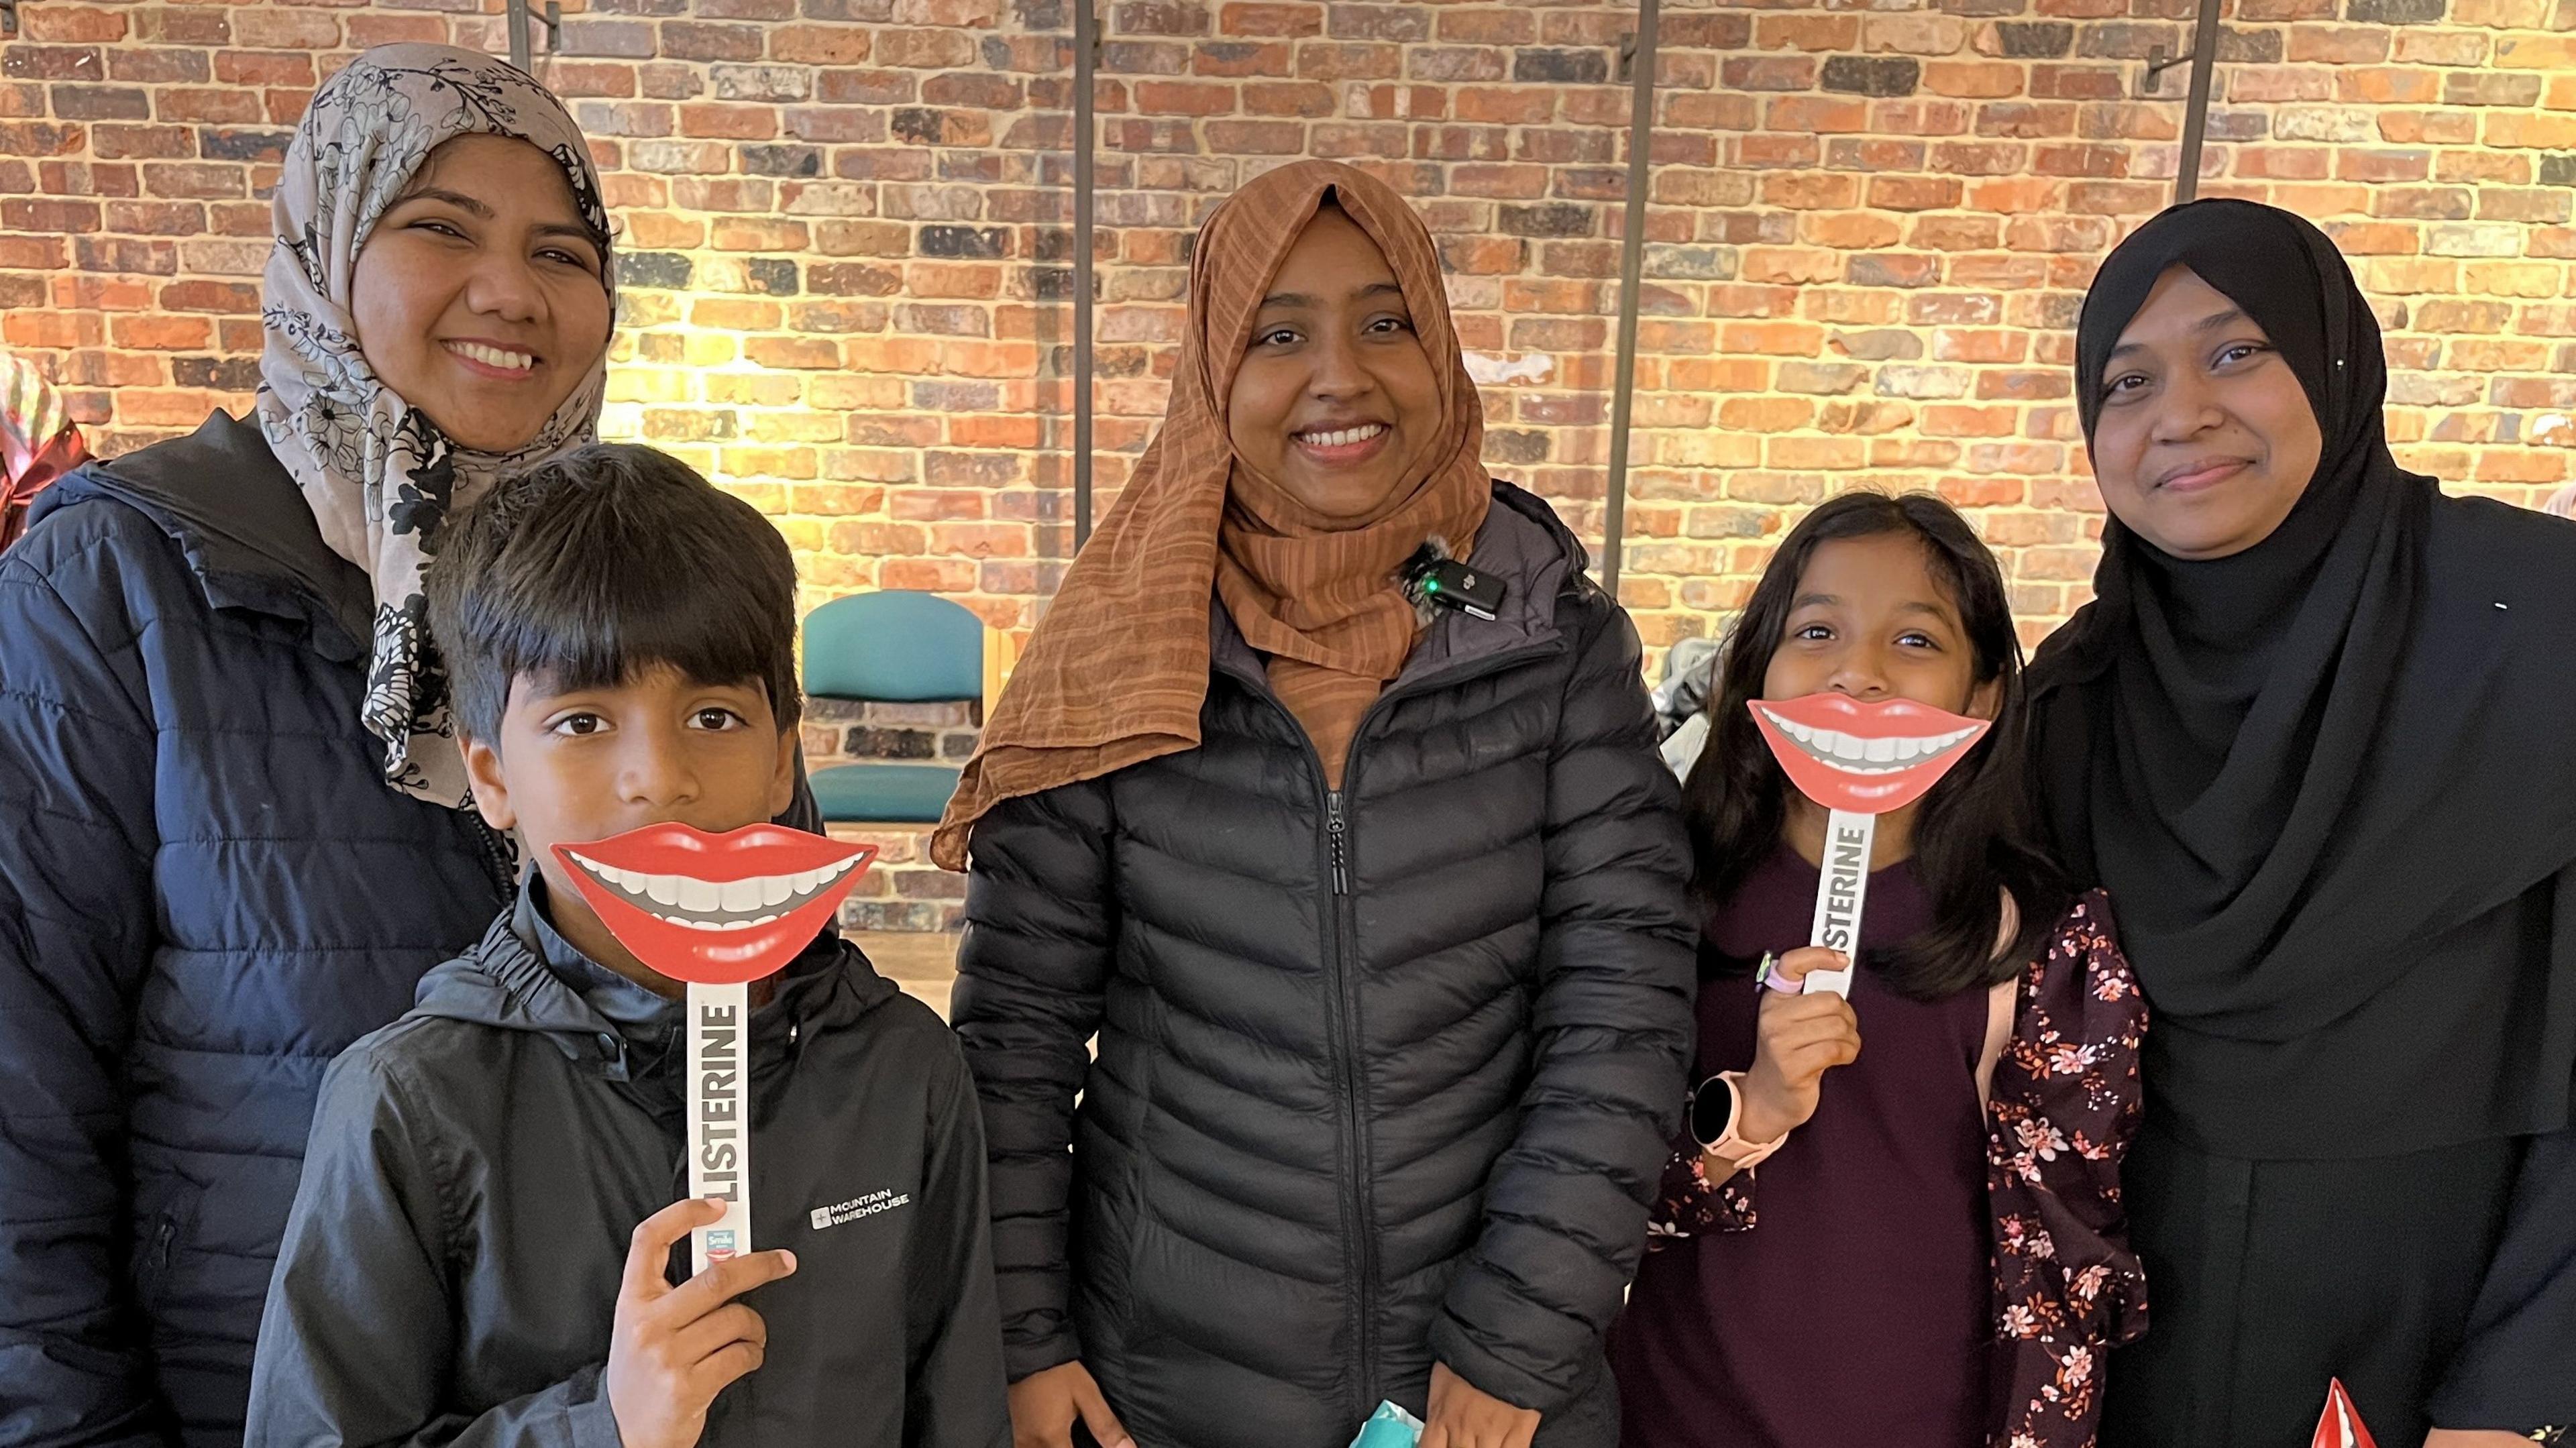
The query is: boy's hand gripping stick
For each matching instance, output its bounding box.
[1748,695,1990,997]
[555,824,876,1276]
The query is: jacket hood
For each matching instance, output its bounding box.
[409,879,903,1099]
[30,409,372,661]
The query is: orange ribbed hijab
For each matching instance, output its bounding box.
[933,161,1490,868]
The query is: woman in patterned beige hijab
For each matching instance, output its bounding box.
[260,42,617,804]
[0,44,616,1438]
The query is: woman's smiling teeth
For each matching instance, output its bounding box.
[446,340,536,374]
[1297,423,1387,449]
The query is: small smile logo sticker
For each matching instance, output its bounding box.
[1748,693,1990,816]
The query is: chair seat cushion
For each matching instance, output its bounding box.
[811,761,964,824]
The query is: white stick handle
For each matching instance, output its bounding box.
[686,981,751,1277]
[1803,810,1877,998]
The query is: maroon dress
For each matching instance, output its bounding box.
[1610,846,1995,1448]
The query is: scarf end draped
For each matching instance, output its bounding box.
[931,727,1200,871]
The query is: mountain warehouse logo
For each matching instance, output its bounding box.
[809,1188,912,1231]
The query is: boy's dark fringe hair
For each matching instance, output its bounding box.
[1681,490,2072,1001]
[425,442,802,744]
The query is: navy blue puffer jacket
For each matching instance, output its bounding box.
[0,413,514,1447]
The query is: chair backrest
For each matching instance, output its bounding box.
[804,591,987,704]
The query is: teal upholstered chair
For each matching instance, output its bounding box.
[803,591,1016,826]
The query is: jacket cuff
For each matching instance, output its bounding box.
[1426,1313,1562,1416]
[1004,1331,1081,1386]
[560,1365,625,1448]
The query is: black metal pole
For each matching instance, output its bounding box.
[2172,0,2220,203]
[1601,0,1658,601]
[1072,1,1096,549]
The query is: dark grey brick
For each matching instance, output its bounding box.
[197,128,290,162]
[1511,48,1609,85]
[1819,55,1919,97]
[920,225,1008,259]
[1994,21,2073,57]
[1497,203,1593,237]
[622,252,694,288]
[2348,0,2445,21]
[742,144,822,177]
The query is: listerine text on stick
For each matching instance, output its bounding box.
[1817,818,1869,952]
[696,999,741,1200]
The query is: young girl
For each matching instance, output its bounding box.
[1608,492,2147,1448]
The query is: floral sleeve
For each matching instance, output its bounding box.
[1986,889,2149,1448]
[1645,1122,1760,1249]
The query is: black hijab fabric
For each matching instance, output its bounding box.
[2032,200,2576,1152]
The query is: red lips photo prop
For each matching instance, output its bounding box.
[2310,1380,2378,1448]
[1748,693,1992,817]
[553,823,877,986]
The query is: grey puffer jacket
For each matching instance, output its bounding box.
[951,483,1697,1448]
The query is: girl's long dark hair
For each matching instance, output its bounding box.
[1682,491,2071,1001]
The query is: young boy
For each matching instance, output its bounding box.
[246,444,1010,1447]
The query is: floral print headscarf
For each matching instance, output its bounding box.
[258,43,614,807]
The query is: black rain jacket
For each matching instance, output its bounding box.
[246,882,1010,1447]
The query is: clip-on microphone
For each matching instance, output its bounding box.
[1397,539,1506,622]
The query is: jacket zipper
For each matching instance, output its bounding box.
[1320,785,1371,1416]
[1233,637,1560,1423]
[466,814,516,899]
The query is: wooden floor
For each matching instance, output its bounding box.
[854,931,960,1019]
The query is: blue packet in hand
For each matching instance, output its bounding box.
[1348,1400,1424,1448]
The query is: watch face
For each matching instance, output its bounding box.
[1688,1074,1735,1150]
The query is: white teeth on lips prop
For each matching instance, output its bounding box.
[1754,706,1983,776]
[562,852,863,932]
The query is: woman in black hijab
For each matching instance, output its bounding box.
[2031,199,2576,1447]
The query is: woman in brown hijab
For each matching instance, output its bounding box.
[939,162,1695,1448]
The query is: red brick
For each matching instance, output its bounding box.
[1868,175,1962,211]
[102,200,204,235]
[142,163,242,200]
[1923,62,2025,99]
[2339,67,2440,107]
[157,280,260,314]
[1294,41,1398,80]
[1132,80,1235,116]
[154,88,264,125]
[1244,80,1335,117]
[111,315,212,350]
[2,196,99,231]
[1754,14,1859,51]
[1721,55,1815,92]
[1767,95,1869,133]
[213,52,314,88]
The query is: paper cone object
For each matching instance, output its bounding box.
[2310,1380,2379,1448]
[1749,693,1992,817]
[553,823,877,985]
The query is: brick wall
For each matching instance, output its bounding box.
[6,0,2572,926]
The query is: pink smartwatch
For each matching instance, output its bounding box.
[1688,1070,1789,1171]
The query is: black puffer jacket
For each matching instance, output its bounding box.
[951,484,1696,1448]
